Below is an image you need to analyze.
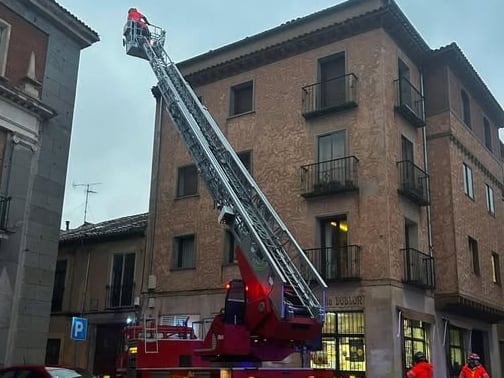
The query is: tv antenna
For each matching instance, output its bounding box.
[73,182,101,224]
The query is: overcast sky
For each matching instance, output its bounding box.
[56,0,504,229]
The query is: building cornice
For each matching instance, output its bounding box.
[425,43,504,127]
[0,78,55,119]
[436,293,504,323]
[179,0,429,87]
[22,0,99,48]
[427,131,504,191]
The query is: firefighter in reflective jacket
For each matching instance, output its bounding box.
[458,353,490,378]
[407,351,433,378]
[127,8,150,38]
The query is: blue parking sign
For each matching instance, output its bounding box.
[71,317,88,341]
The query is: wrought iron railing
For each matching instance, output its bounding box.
[394,76,425,127]
[301,156,359,197]
[302,73,358,117]
[397,160,429,206]
[304,245,361,281]
[401,248,435,289]
[106,282,135,308]
[0,195,11,231]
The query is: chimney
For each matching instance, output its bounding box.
[65,220,70,231]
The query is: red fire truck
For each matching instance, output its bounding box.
[121,14,330,378]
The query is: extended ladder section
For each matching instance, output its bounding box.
[124,22,327,327]
[143,317,159,354]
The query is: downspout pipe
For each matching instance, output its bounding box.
[420,69,433,256]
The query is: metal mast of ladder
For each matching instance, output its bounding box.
[123,22,327,323]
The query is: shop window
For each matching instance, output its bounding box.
[402,317,430,372]
[310,311,365,376]
[447,325,465,378]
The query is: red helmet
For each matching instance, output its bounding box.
[469,353,480,360]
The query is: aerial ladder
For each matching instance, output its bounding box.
[123,20,327,362]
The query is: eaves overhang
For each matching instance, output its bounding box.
[436,293,504,323]
[60,213,148,245]
[178,0,430,87]
[22,0,99,48]
[59,229,145,246]
[424,43,504,128]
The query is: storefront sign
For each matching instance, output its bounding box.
[327,294,364,307]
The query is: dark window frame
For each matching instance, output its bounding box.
[172,234,196,270]
[51,260,67,312]
[0,20,11,77]
[461,89,471,127]
[468,236,480,276]
[447,325,465,378]
[318,52,346,109]
[463,163,474,199]
[402,317,430,373]
[176,164,198,197]
[110,252,135,308]
[237,150,252,173]
[310,311,365,375]
[492,252,501,285]
[483,117,492,151]
[485,183,495,216]
[230,80,254,116]
[223,229,237,265]
[45,338,61,365]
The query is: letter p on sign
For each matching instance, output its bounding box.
[71,317,88,341]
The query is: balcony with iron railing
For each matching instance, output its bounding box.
[397,160,429,206]
[302,73,358,118]
[106,282,135,309]
[301,156,359,198]
[0,195,11,231]
[401,247,435,289]
[304,245,361,281]
[394,76,425,127]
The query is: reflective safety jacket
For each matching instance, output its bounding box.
[458,364,490,378]
[127,9,147,28]
[406,361,433,378]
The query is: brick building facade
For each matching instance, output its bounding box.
[141,0,504,377]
